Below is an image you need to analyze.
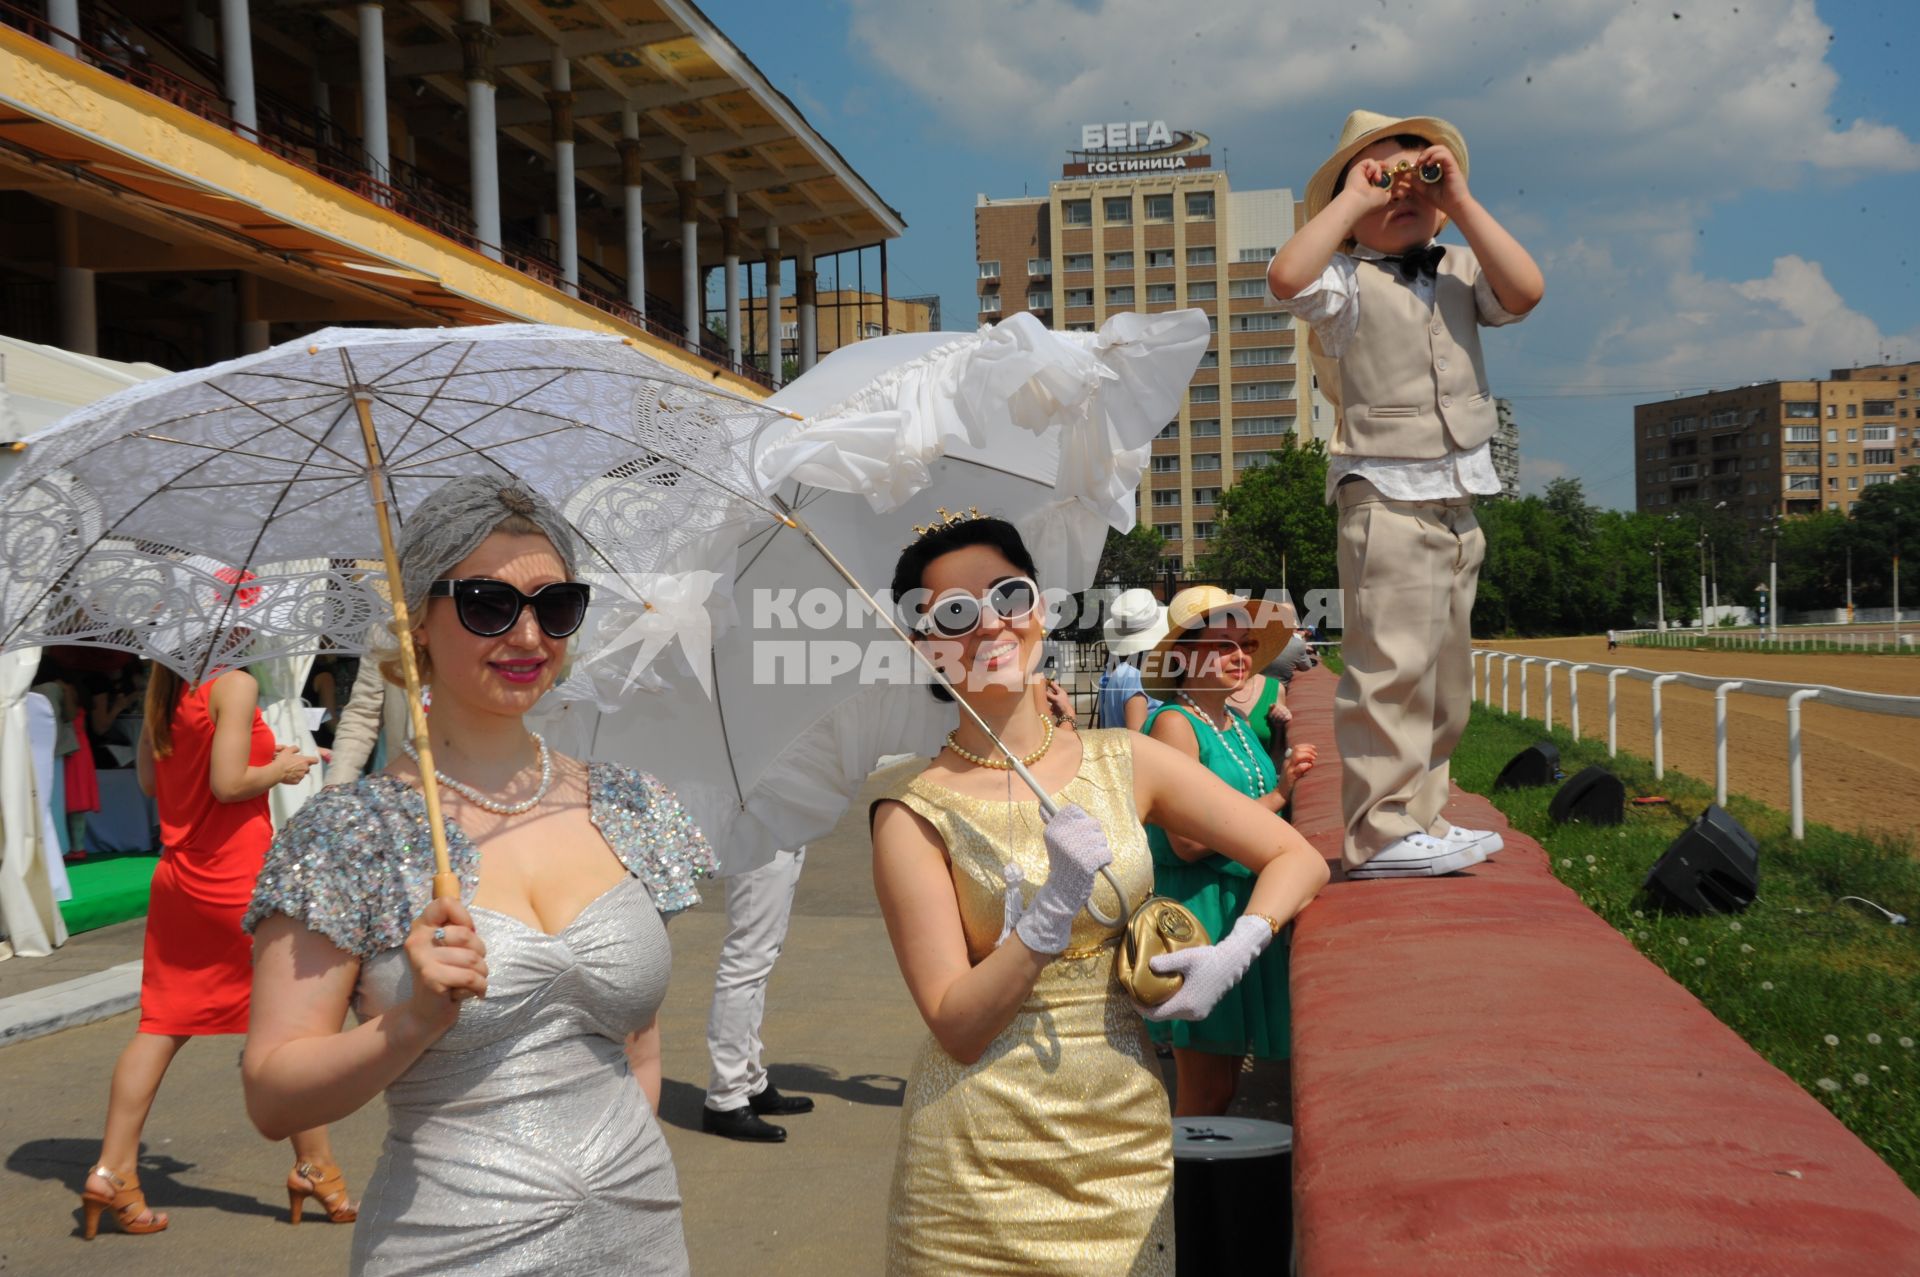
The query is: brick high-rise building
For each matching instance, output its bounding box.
[1634,362,1920,521]
[974,123,1335,570]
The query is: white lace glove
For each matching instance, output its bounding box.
[1010,804,1115,956]
[1138,915,1274,1022]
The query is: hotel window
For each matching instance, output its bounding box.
[1027,257,1052,276]
[1865,400,1896,416]
[1233,381,1294,402]
[1147,284,1177,304]
[1146,248,1175,269]
[1228,279,1268,299]
[1187,246,1217,267]
[1196,350,1218,367]
[1152,490,1182,507]
[1193,487,1221,506]
[1238,247,1277,263]
[1192,522,1216,540]
[1189,385,1220,404]
[977,294,1000,314]
[1185,192,1215,219]
[1191,454,1221,471]
[1190,419,1221,437]
[1106,286,1135,306]
[1150,456,1181,473]
[1865,449,1896,465]
[1784,402,1817,419]
[1187,281,1218,301]
[1106,251,1135,271]
[1231,347,1290,367]
[977,260,1000,278]
[1156,421,1180,440]
[1231,313,1287,331]
[1064,253,1093,272]
[1027,290,1053,309]
[1065,288,1094,307]
[1063,200,1092,226]
[1143,194,1174,221]
[1154,523,1181,539]
[1784,426,1818,443]
[1104,197,1132,223]
[1234,416,1292,436]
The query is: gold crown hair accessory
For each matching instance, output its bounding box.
[903,506,985,548]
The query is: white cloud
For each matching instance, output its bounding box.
[1520,457,1572,494]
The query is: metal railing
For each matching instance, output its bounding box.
[1615,626,1912,652]
[1471,649,1920,839]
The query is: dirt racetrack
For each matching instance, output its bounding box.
[1474,636,1920,845]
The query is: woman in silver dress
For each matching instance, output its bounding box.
[241,477,713,1276]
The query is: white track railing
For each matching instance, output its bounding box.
[1471,648,1920,840]
[1614,627,1913,653]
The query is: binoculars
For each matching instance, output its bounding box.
[1374,160,1443,188]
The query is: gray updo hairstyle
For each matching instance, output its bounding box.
[377,475,580,687]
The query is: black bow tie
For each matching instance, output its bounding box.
[1381,243,1445,283]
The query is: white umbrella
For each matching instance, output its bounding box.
[538,309,1211,877]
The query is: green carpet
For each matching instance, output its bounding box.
[58,852,159,934]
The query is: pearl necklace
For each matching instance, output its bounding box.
[1177,692,1266,798]
[945,715,1054,770]
[403,732,554,816]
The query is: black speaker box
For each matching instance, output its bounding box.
[1643,805,1760,914]
[1550,765,1626,825]
[1494,741,1560,789]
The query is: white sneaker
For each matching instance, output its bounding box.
[1348,832,1486,879]
[1443,824,1505,857]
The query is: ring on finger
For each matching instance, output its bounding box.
[431,927,448,946]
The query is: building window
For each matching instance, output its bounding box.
[1193,487,1221,506]
[1154,522,1181,539]
[1670,463,1698,480]
[1208,315,1219,332]
[1849,475,1860,490]
[1232,381,1294,402]
[1227,278,1269,299]
[1189,385,1221,404]
[1238,247,1277,262]
[1231,347,1291,367]
[1231,313,1288,332]
[1196,350,1218,368]
[1784,450,1817,467]
[1234,416,1292,436]
[1784,426,1819,443]
[1234,452,1275,472]
[1864,472,1896,486]
[1156,421,1180,440]
[1826,403,1837,417]
[1063,200,1092,226]
[1027,290,1053,309]
[1192,522,1216,540]
[1865,425,1894,441]
[1190,418,1221,437]
[1106,286,1135,306]
[1828,476,1839,489]
[1784,402,1818,419]
[1027,257,1052,276]
[977,294,1000,314]
[1865,400,1896,416]
[1187,281,1218,301]
[1064,253,1093,272]
[1784,474,1818,491]
[977,260,1000,278]
[1104,197,1132,223]
[1150,456,1181,473]
[1761,432,1772,445]
[1065,288,1094,307]
[1846,403,1858,418]
[1106,251,1135,271]
[1147,284,1177,304]
[1185,191,1215,219]
[1865,449,1896,465]
[1848,452,1858,465]
[1152,489,1182,507]
[1846,428,1859,442]
[1066,321,1094,332]
[1143,194,1174,222]
[1827,452,1839,465]
[1187,246,1217,267]
[1191,454,1221,471]
[1146,248,1175,269]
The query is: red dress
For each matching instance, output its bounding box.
[140,681,276,1035]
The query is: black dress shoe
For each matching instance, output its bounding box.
[748,1084,815,1117]
[702,1106,786,1142]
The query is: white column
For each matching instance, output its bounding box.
[357,3,389,183]
[678,152,699,354]
[46,0,78,57]
[217,0,258,134]
[797,243,818,371]
[458,0,500,259]
[549,51,577,296]
[763,225,783,389]
[619,109,645,316]
[53,208,96,357]
[722,188,741,367]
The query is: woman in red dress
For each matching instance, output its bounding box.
[80,663,354,1239]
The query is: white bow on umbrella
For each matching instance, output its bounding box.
[538,309,1211,879]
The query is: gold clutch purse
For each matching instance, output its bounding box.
[1116,896,1211,1007]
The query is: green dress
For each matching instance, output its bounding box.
[1142,703,1291,1060]
[1241,675,1282,751]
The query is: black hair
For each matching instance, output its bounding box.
[1332,132,1434,199]
[889,516,1038,703]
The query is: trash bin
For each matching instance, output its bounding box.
[1171,1116,1292,1275]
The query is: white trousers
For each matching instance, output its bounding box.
[704,847,806,1111]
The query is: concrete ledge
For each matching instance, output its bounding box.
[1282,667,1920,1274]
[0,960,141,1047]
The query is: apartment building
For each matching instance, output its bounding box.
[974,122,1334,569]
[1635,362,1920,520]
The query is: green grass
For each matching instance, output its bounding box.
[1451,705,1920,1190]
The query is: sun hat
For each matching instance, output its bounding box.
[1102,587,1169,657]
[1304,109,1470,223]
[1141,585,1294,693]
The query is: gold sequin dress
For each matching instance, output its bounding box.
[880,729,1174,1276]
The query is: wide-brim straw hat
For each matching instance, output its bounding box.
[1305,109,1470,223]
[1140,585,1294,694]
[1102,587,1169,657]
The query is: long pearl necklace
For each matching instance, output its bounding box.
[945,714,1054,770]
[403,732,554,816]
[1177,692,1265,798]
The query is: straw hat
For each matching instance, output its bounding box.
[1102,588,1169,657]
[1304,109,1470,222]
[1141,585,1294,693]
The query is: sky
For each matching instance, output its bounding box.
[714,0,1918,510]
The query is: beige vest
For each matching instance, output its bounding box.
[1332,246,1497,460]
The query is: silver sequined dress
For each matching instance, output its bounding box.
[245,763,715,1277]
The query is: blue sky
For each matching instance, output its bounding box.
[716,0,1918,509]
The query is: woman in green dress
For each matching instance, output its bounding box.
[1142,587,1318,1117]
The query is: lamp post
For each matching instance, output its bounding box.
[1698,525,1709,635]
[1765,516,1782,640]
[1652,538,1666,632]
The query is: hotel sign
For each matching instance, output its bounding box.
[1064,121,1212,178]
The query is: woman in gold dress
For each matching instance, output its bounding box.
[871,516,1329,1275]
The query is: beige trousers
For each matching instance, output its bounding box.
[1333,479,1485,867]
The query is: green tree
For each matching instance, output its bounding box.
[1094,524,1168,584]
[1848,466,1920,607]
[1196,438,1337,602]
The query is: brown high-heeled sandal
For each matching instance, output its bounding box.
[80,1166,169,1239]
[287,1161,357,1225]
